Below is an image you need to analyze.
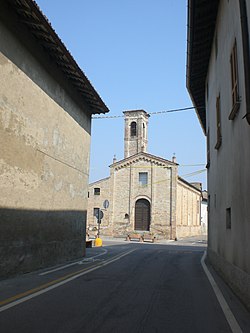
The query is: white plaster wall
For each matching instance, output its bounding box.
[201,201,208,235]
[206,0,250,274]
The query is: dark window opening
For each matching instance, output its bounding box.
[226,207,231,229]
[229,39,240,119]
[215,95,222,149]
[94,187,100,195]
[131,122,137,136]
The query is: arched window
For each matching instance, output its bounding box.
[130,122,137,136]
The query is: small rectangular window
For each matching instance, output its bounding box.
[215,95,222,150]
[94,187,100,195]
[229,39,240,120]
[139,172,148,186]
[226,207,231,229]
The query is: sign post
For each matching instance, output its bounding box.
[94,208,104,246]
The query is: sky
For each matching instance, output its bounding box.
[36,0,207,189]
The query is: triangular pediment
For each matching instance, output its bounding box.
[110,152,177,171]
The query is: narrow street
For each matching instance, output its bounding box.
[0,239,249,333]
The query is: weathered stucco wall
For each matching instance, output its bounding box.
[176,180,201,238]
[0,20,91,277]
[206,0,250,310]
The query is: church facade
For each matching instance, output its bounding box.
[87,110,202,240]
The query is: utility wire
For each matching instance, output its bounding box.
[180,169,207,178]
[92,106,204,119]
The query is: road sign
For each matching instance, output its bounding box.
[103,199,109,209]
[94,208,104,223]
[98,210,104,221]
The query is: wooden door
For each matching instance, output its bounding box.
[135,199,150,231]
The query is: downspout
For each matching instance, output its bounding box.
[128,165,132,229]
[239,0,250,124]
[169,167,173,240]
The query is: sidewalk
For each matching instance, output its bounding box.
[95,234,207,247]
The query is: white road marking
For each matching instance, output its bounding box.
[201,251,242,333]
[0,249,136,313]
[39,248,108,275]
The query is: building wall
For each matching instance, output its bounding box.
[87,178,111,236]
[87,155,201,240]
[0,20,91,277]
[200,201,208,235]
[206,0,250,309]
[112,159,177,239]
[176,180,201,238]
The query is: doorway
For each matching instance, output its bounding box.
[135,199,150,231]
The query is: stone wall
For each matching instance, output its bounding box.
[88,155,203,240]
[87,178,111,237]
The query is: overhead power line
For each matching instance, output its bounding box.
[180,169,207,178]
[92,106,205,119]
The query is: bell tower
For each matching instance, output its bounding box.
[123,109,150,158]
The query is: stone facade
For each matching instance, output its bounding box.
[124,110,149,158]
[0,0,108,278]
[87,110,202,240]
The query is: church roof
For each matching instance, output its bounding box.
[110,152,178,169]
[89,176,110,187]
[178,176,202,193]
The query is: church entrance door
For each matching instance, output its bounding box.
[135,199,150,231]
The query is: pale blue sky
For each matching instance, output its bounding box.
[36,0,207,189]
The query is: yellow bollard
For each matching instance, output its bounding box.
[95,237,102,247]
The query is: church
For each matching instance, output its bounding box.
[87,110,203,240]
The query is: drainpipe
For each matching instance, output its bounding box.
[164,166,173,239]
[169,167,173,240]
[128,165,132,228]
[239,0,250,124]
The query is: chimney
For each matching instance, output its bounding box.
[172,153,177,164]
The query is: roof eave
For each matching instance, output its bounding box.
[6,0,109,115]
[186,0,220,133]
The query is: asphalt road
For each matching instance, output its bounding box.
[0,239,249,333]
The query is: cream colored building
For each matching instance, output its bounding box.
[187,0,250,310]
[87,110,202,240]
[0,0,108,277]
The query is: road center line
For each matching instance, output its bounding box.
[0,249,136,313]
[39,248,108,276]
[201,251,242,333]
